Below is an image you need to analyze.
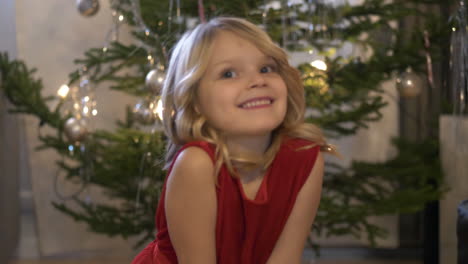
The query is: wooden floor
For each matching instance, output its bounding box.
[11,259,422,264]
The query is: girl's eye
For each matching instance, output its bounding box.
[221,70,237,79]
[260,65,276,73]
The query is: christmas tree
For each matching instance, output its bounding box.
[0,0,452,249]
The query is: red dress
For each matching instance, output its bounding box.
[132,137,320,264]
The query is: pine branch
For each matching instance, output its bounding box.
[0,52,63,128]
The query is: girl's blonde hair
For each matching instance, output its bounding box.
[162,17,333,178]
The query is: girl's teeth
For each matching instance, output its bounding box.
[242,99,271,108]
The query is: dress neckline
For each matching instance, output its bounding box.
[235,167,271,205]
[233,138,289,205]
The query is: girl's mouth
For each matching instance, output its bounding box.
[238,97,273,109]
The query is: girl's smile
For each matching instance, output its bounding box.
[238,97,273,109]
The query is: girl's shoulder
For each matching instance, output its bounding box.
[167,142,217,188]
[277,137,322,170]
[274,137,322,178]
[177,141,216,161]
[172,146,214,174]
[281,136,321,152]
[167,141,216,174]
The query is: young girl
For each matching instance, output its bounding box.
[132,17,335,264]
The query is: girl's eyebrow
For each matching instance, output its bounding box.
[212,55,274,68]
[212,59,234,68]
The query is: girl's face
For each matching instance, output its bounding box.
[197,31,287,139]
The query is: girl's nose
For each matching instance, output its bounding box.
[248,71,267,89]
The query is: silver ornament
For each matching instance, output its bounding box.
[64,117,89,143]
[145,69,166,94]
[76,0,100,17]
[396,68,422,98]
[133,100,157,125]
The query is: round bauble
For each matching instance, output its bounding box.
[64,117,89,143]
[76,0,100,17]
[133,100,156,125]
[145,69,166,94]
[396,69,422,98]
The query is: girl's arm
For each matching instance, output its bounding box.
[165,147,217,264]
[266,152,325,264]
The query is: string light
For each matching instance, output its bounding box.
[147,54,154,65]
[57,84,70,99]
[310,59,328,71]
[73,102,80,110]
[148,99,164,120]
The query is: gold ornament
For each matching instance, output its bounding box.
[64,117,89,143]
[133,99,157,125]
[396,68,422,98]
[145,69,166,94]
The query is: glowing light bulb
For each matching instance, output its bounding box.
[154,99,164,120]
[310,60,327,71]
[57,84,70,99]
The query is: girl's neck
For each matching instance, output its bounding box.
[225,133,272,157]
[226,133,271,183]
